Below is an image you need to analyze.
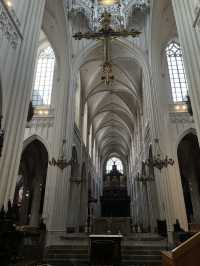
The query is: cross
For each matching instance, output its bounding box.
[73,11,141,85]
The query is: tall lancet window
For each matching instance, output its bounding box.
[166,41,188,102]
[32,46,55,106]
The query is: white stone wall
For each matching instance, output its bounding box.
[0,0,46,208]
[1,0,200,246]
[128,0,197,236]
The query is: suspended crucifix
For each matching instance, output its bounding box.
[73,11,141,86]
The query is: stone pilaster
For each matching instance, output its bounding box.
[30,178,43,227]
[31,1,74,232]
[171,0,200,142]
[148,0,182,242]
[0,0,46,208]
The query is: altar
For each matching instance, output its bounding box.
[89,234,123,266]
[101,163,130,218]
[93,217,131,235]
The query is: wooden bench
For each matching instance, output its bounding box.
[162,232,200,266]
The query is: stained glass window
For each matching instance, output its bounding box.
[166,42,188,102]
[32,46,55,106]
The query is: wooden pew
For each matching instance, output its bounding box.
[162,232,200,266]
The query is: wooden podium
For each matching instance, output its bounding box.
[89,234,123,266]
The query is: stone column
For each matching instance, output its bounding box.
[148,180,159,232]
[30,178,43,227]
[172,0,200,142]
[140,182,148,231]
[148,1,180,244]
[41,2,75,235]
[19,180,31,225]
[78,178,88,230]
[66,180,82,232]
[0,0,46,208]
[45,74,74,232]
[137,182,143,226]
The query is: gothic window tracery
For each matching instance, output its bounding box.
[166,41,188,102]
[32,46,55,106]
[106,157,123,173]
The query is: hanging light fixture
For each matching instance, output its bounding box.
[145,139,174,171]
[135,162,154,183]
[49,140,77,170]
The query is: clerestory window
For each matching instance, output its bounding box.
[166,42,188,102]
[32,46,55,106]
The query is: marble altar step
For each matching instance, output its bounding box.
[45,245,89,266]
[121,243,166,266]
[45,234,166,266]
[124,233,165,241]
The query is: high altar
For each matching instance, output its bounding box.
[94,163,131,235]
[90,234,123,266]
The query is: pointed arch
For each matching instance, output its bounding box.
[166,41,188,102]
[14,139,48,226]
[23,134,50,155]
[32,45,56,106]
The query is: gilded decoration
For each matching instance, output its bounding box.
[0,0,22,49]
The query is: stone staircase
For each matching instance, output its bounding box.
[45,245,89,266]
[121,234,167,266]
[44,234,167,266]
[122,245,163,266]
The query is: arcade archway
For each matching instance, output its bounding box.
[178,133,200,224]
[13,139,48,226]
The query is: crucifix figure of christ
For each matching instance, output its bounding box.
[73,11,141,86]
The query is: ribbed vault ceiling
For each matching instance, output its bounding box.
[80,40,143,163]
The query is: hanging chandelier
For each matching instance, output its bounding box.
[135,161,155,182]
[145,139,175,171]
[49,140,77,170]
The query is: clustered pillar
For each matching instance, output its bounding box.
[172,0,200,143]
